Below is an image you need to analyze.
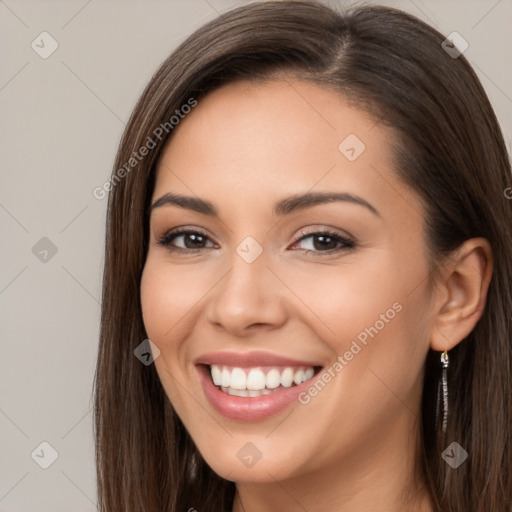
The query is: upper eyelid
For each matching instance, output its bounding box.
[296,228,353,241]
[157,226,351,239]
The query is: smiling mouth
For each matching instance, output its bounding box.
[205,364,323,397]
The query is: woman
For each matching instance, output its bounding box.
[93,1,512,510]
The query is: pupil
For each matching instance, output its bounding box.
[314,235,337,251]
[185,233,205,248]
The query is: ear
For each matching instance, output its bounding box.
[430,237,493,352]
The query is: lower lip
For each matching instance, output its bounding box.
[197,365,319,422]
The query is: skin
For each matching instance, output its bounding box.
[140,78,492,512]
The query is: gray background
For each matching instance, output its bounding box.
[1,0,511,510]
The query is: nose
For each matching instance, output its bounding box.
[205,248,288,337]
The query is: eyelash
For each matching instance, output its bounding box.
[156,227,356,256]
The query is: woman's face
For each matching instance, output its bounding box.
[140,78,437,483]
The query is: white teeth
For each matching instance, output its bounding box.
[266,369,281,389]
[280,367,294,388]
[211,365,222,386]
[304,368,314,380]
[226,388,249,397]
[247,369,266,390]
[209,364,317,395]
[293,369,305,385]
[221,367,230,387]
[230,368,247,390]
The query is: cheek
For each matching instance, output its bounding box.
[140,264,171,342]
[140,258,209,344]
[139,260,204,411]
[275,256,402,345]
[278,255,430,392]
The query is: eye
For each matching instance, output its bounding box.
[156,227,356,256]
[156,228,217,252]
[290,230,356,255]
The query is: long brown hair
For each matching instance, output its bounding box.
[93,1,512,510]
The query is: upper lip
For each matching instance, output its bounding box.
[194,351,322,368]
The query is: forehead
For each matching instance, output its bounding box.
[157,78,384,174]
[152,78,417,224]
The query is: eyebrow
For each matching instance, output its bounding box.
[149,191,381,217]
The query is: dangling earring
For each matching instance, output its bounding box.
[435,350,449,435]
